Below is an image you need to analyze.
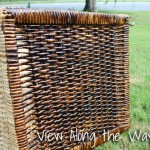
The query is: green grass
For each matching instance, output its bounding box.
[0,0,150,5]
[94,11,150,150]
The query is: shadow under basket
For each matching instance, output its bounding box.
[0,8,130,150]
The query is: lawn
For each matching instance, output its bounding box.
[0,0,150,4]
[94,11,150,150]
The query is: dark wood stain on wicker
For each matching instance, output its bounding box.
[0,8,130,150]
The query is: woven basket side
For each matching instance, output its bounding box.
[12,23,130,150]
[0,8,19,150]
[0,8,130,150]
[114,25,130,131]
[2,8,41,150]
[1,8,31,150]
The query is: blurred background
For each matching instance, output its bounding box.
[0,0,150,150]
[0,0,150,11]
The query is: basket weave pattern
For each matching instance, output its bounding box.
[0,8,130,150]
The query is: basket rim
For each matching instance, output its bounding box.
[2,7,129,25]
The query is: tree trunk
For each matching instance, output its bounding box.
[84,0,96,12]
[27,0,31,8]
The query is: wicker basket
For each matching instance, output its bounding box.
[0,8,130,150]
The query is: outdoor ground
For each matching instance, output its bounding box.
[0,0,150,4]
[94,11,150,150]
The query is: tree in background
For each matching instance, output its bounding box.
[84,0,96,12]
[84,0,117,12]
[27,0,31,8]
